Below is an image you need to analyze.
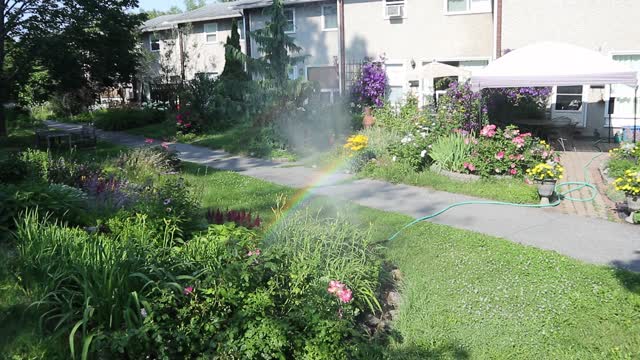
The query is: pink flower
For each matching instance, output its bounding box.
[327,280,344,294]
[495,151,505,160]
[336,288,353,303]
[510,168,518,175]
[183,286,194,295]
[542,151,549,159]
[521,132,532,137]
[512,136,525,148]
[480,124,497,138]
[161,142,170,150]
[177,120,183,125]
[464,162,476,172]
[247,248,262,257]
[144,138,154,144]
[464,137,470,145]
[185,123,192,128]
[176,114,183,121]
[510,163,516,168]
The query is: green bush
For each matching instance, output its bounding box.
[0,153,31,184]
[0,182,89,234]
[115,146,181,182]
[373,98,425,135]
[608,157,638,179]
[429,133,471,172]
[15,210,385,359]
[358,126,401,159]
[92,108,166,131]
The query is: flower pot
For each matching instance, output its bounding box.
[627,195,640,212]
[362,107,375,129]
[536,180,556,198]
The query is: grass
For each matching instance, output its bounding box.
[171,165,640,358]
[2,139,640,358]
[360,160,540,204]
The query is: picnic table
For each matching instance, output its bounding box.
[510,117,578,151]
[35,129,72,150]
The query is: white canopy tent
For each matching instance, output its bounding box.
[470,42,639,142]
[471,42,638,89]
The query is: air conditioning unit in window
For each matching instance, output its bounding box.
[385,4,403,18]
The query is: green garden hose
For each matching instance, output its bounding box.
[388,153,605,241]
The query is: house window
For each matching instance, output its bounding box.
[288,65,300,80]
[555,86,583,111]
[446,0,491,13]
[284,8,295,33]
[307,66,339,89]
[196,72,219,80]
[384,0,405,19]
[204,23,218,43]
[610,54,640,124]
[149,34,160,52]
[322,5,337,30]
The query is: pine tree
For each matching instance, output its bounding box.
[220,19,248,82]
[251,0,304,87]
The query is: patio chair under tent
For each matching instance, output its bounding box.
[470,42,639,147]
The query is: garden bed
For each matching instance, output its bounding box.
[429,164,515,183]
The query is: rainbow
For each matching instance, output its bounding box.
[264,156,352,232]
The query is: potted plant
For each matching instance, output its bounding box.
[613,169,640,212]
[526,162,564,198]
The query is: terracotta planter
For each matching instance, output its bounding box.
[627,195,640,212]
[536,179,557,198]
[362,107,375,129]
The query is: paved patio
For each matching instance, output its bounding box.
[46,121,640,271]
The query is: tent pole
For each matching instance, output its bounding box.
[608,84,612,144]
[634,85,638,143]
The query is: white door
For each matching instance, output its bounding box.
[386,62,405,104]
[551,85,588,127]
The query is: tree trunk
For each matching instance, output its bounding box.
[0,2,7,137]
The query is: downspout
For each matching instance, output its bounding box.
[338,0,346,94]
[179,24,186,82]
[494,0,502,59]
[244,11,252,59]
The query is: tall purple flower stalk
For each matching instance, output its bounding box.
[353,60,388,108]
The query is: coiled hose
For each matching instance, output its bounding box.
[388,152,605,241]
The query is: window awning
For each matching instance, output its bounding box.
[470,42,638,89]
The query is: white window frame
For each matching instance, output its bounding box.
[322,4,338,31]
[383,0,407,20]
[443,0,491,15]
[149,34,160,52]
[204,22,218,43]
[284,8,296,34]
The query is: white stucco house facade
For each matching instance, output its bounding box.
[139,0,640,135]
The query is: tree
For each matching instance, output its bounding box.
[183,0,207,11]
[220,19,248,82]
[0,0,145,128]
[0,0,57,136]
[141,6,182,20]
[250,0,304,88]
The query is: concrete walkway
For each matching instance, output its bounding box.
[47,121,640,271]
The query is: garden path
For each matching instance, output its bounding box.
[47,121,640,271]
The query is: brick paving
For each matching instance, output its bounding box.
[551,151,613,221]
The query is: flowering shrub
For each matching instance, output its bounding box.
[526,162,565,181]
[176,109,199,135]
[484,87,551,121]
[344,134,369,152]
[610,142,640,160]
[614,170,640,196]
[206,208,262,229]
[437,81,488,133]
[352,57,387,108]
[141,100,170,112]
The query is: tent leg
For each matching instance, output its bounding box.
[634,86,638,143]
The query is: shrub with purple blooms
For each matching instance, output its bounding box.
[352,57,388,108]
[484,87,552,122]
[436,81,488,133]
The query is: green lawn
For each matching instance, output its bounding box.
[182,165,640,359]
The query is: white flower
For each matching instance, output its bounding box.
[392,156,397,162]
[401,135,413,145]
[420,132,427,138]
[421,150,427,158]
